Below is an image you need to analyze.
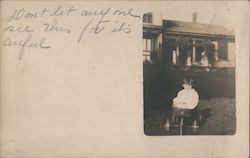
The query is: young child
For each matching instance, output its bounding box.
[172,78,199,110]
[164,78,199,131]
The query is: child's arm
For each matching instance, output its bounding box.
[184,91,199,109]
[173,90,182,102]
[173,90,199,109]
[173,91,186,106]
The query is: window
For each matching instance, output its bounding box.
[143,38,155,63]
[143,39,152,52]
[218,40,228,61]
[143,13,153,23]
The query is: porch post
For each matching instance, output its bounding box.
[192,40,196,64]
[176,46,179,65]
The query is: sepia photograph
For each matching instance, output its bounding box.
[143,9,236,135]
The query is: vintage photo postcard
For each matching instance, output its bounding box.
[0,1,249,157]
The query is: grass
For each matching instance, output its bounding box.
[144,97,236,135]
[143,65,236,135]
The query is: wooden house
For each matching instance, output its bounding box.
[143,12,235,67]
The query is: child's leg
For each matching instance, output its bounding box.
[171,107,178,122]
[172,110,175,121]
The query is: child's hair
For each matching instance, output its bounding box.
[182,77,194,85]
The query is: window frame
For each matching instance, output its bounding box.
[143,13,153,24]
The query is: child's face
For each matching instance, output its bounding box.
[183,83,192,89]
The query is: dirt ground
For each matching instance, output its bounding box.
[144,97,236,135]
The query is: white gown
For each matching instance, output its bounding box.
[173,88,199,109]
